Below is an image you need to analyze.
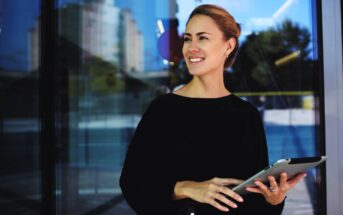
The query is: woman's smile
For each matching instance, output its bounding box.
[189,57,205,64]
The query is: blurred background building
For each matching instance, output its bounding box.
[0,0,342,214]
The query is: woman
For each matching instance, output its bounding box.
[120,4,306,215]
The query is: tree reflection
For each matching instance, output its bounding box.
[228,20,313,93]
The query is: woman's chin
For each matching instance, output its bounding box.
[189,71,215,78]
[188,68,206,76]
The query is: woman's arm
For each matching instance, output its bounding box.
[173,181,190,200]
[120,100,177,215]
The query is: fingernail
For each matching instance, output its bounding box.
[225,207,229,211]
[232,203,238,208]
[239,197,244,202]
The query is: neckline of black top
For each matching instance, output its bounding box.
[167,92,234,101]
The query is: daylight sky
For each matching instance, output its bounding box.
[0,0,314,71]
[177,0,313,40]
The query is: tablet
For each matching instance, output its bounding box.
[232,156,327,195]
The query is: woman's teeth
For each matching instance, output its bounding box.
[189,57,204,63]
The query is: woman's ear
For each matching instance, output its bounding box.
[225,37,236,56]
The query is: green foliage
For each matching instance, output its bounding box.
[230,19,313,92]
[83,57,124,95]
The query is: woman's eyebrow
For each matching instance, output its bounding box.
[184,32,212,37]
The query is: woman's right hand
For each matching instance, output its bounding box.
[173,177,244,212]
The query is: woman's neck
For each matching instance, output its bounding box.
[177,75,230,98]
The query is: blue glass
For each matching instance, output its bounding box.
[0,0,41,214]
[0,0,322,214]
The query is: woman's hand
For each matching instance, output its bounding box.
[246,172,307,205]
[173,177,244,212]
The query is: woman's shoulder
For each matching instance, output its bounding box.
[229,95,259,111]
[142,93,176,115]
[150,92,259,114]
[155,92,257,109]
[148,93,174,107]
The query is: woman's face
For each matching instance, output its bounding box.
[183,15,233,77]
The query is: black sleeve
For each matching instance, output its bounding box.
[119,99,177,215]
[239,107,285,215]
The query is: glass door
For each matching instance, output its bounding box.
[0,0,325,214]
[53,0,325,214]
[176,0,325,214]
[0,0,42,214]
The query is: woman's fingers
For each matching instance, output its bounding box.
[213,192,238,209]
[245,186,263,194]
[287,173,307,189]
[268,176,279,192]
[193,178,245,212]
[206,183,244,211]
[277,172,307,191]
[254,180,271,195]
[208,197,229,212]
[279,172,288,188]
[246,172,307,205]
[254,176,282,195]
[217,186,244,203]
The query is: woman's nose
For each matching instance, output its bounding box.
[188,42,200,53]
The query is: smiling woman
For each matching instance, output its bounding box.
[0,0,333,214]
[119,4,306,215]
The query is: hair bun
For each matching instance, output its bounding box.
[236,22,241,38]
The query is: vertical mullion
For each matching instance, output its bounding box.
[314,0,327,213]
[39,0,57,214]
[322,0,343,214]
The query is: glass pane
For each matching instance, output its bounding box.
[177,0,323,214]
[0,0,41,214]
[55,0,148,214]
[54,0,324,214]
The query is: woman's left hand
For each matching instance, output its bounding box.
[245,172,307,205]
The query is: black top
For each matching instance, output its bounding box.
[120,93,284,215]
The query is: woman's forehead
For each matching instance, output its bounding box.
[185,15,221,35]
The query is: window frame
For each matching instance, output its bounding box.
[322,0,343,214]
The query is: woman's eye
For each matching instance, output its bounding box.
[199,36,208,40]
[183,37,191,42]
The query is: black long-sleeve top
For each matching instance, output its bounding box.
[120,93,284,215]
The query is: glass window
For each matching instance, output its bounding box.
[0,0,41,214]
[0,0,325,214]
[55,0,324,214]
[176,1,324,214]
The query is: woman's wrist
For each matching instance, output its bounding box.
[173,181,193,200]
